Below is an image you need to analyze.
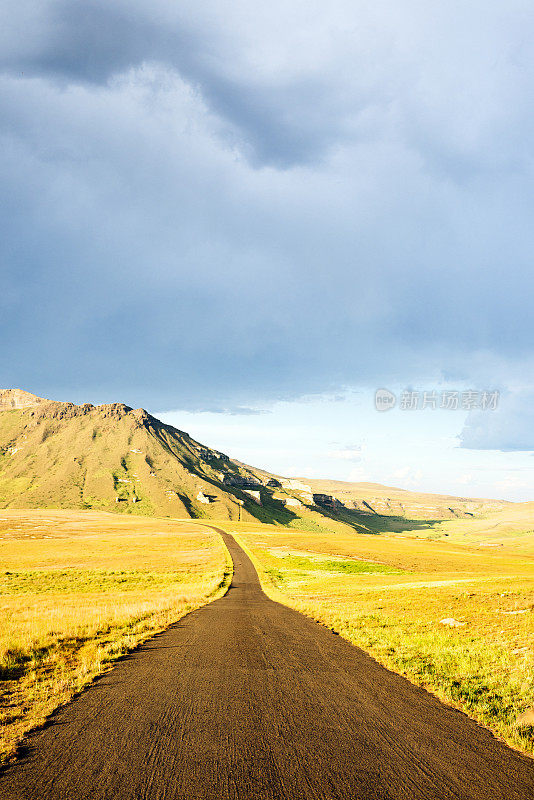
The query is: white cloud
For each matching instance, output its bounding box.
[460,390,534,451]
[328,446,362,461]
[458,474,474,485]
[347,466,369,482]
[391,466,424,488]
[493,474,533,494]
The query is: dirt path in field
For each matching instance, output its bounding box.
[1,528,533,799]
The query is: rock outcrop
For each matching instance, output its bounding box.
[0,388,47,411]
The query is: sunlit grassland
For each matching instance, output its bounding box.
[229,524,534,755]
[0,509,230,762]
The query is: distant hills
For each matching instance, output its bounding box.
[0,389,510,531]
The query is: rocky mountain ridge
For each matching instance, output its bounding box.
[0,389,47,411]
[0,389,507,529]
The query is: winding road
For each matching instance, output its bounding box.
[1,528,533,799]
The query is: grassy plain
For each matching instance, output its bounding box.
[0,509,229,762]
[225,518,534,755]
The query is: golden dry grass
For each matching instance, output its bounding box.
[0,509,230,762]
[226,522,534,756]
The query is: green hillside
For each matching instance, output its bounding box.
[0,390,355,528]
[0,391,261,521]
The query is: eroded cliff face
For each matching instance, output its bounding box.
[0,389,47,411]
[0,389,138,422]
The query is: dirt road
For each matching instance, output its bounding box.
[1,528,533,799]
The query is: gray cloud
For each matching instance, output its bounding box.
[0,0,368,167]
[1,2,534,416]
[5,1,534,170]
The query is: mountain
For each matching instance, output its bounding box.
[0,389,508,529]
[289,478,508,519]
[0,389,264,522]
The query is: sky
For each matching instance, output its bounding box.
[2,1,534,500]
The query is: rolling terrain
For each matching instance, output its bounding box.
[294,477,508,519]
[0,389,512,533]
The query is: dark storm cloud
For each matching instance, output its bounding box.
[2,1,534,428]
[0,0,361,167]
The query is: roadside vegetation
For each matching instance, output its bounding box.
[0,509,230,762]
[229,522,534,756]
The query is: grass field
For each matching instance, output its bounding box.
[2,506,533,763]
[225,519,534,756]
[0,509,230,762]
